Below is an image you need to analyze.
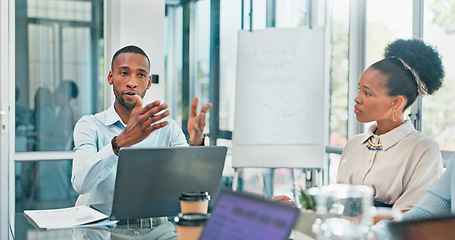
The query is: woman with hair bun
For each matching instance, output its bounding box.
[337,38,445,212]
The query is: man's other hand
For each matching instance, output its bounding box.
[188,97,212,146]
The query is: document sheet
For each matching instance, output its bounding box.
[24,205,109,229]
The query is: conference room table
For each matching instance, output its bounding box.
[13,213,308,240]
[14,213,179,240]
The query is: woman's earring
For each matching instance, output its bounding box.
[392,107,397,122]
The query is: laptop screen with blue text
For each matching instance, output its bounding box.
[199,190,300,240]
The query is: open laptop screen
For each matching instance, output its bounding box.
[110,146,227,220]
[199,190,300,240]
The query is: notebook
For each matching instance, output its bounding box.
[387,215,455,240]
[94,146,227,221]
[199,189,300,240]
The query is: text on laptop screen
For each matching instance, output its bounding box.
[199,190,299,240]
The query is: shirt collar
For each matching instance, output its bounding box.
[105,103,126,127]
[362,120,414,151]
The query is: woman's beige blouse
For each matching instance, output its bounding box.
[337,120,443,211]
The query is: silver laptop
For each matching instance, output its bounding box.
[103,146,227,220]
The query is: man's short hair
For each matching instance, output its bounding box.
[111,45,151,71]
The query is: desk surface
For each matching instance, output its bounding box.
[14,213,178,240]
[15,213,303,240]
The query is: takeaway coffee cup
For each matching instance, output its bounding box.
[174,213,210,240]
[179,191,210,214]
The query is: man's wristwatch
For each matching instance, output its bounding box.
[111,136,120,155]
[190,135,206,146]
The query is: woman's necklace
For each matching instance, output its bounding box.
[366,137,383,151]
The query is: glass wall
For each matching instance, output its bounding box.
[219,0,241,132]
[164,4,183,122]
[275,0,308,28]
[192,0,210,106]
[194,0,211,128]
[329,0,349,147]
[243,0,266,30]
[327,0,349,183]
[365,0,413,67]
[15,0,104,212]
[422,0,455,153]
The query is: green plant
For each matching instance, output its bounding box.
[299,187,317,211]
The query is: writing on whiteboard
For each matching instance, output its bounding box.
[234,27,325,145]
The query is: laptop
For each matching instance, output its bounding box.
[387,215,455,240]
[199,189,300,240]
[94,146,227,221]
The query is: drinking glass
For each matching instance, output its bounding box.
[310,184,402,240]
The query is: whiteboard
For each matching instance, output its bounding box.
[232,27,327,168]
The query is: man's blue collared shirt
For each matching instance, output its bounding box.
[71,103,188,205]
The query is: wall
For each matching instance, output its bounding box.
[104,0,165,107]
[1,0,13,238]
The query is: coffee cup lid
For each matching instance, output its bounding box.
[174,213,210,226]
[179,191,210,201]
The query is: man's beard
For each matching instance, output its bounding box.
[113,84,146,110]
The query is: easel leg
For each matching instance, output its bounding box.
[232,168,244,192]
[263,168,274,199]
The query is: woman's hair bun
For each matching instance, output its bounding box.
[384,38,444,94]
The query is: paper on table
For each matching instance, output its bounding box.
[24,205,109,229]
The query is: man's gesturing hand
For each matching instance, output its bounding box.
[115,95,169,149]
[188,97,212,146]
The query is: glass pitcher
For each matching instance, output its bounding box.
[310,184,402,240]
